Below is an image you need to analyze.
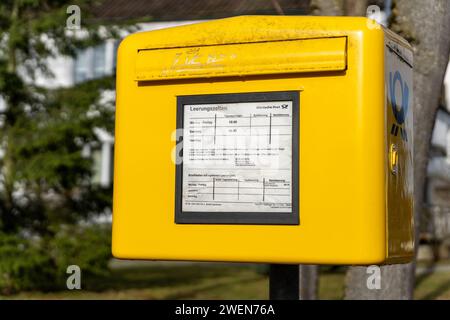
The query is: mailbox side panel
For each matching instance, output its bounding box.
[384,31,415,263]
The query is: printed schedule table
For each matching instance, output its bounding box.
[182,100,293,213]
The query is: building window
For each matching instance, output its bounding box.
[91,142,114,188]
[113,40,120,73]
[93,43,107,78]
[74,43,110,83]
[74,47,91,83]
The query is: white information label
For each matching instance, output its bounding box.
[182,100,293,213]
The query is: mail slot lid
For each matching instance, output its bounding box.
[135,36,347,81]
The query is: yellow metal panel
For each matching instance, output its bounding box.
[112,16,414,265]
[133,16,372,49]
[384,33,415,263]
[135,37,347,80]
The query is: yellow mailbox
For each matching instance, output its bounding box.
[112,16,414,265]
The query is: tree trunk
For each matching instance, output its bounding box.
[345,0,450,300]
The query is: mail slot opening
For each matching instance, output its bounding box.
[135,36,347,81]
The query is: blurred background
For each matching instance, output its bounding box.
[0,0,449,299]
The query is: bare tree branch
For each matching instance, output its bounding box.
[344,0,368,16]
[270,0,285,15]
[310,0,344,15]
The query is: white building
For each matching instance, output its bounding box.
[0,21,196,188]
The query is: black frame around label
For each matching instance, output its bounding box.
[175,91,299,225]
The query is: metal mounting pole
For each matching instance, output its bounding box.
[269,264,300,300]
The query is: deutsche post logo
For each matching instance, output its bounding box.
[389,71,409,141]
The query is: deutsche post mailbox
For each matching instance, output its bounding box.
[112,16,414,265]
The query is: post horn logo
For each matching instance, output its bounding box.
[389,71,409,141]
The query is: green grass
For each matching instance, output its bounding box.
[7,263,269,300]
[415,272,450,300]
[319,273,345,299]
[3,261,450,300]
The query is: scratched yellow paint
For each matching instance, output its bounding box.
[135,37,347,80]
[113,16,414,265]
